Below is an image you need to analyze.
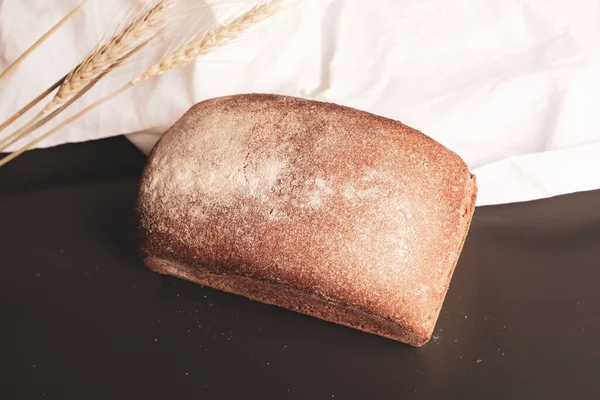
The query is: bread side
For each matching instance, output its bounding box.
[137,94,477,346]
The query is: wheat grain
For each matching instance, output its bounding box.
[132,0,279,84]
[42,0,171,114]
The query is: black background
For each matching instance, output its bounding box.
[1,137,599,399]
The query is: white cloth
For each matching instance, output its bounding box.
[1,0,600,206]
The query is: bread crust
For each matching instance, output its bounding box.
[137,94,477,346]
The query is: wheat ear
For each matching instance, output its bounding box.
[132,0,280,84]
[0,1,88,85]
[0,0,169,153]
[0,1,279,166]
[43,0,171,114]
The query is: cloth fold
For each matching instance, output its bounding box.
[1,0,600,206]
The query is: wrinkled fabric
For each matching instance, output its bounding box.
[1,0,600,206]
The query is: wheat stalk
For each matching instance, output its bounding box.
[0,1,280,167]
[0,1,88,85]
[0,1,88,138]
[0,39,150,167]
[0,0,170,153]
[0,77,64,135]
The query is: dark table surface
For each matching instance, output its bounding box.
[1,137,599,399]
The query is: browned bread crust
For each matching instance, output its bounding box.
[137,94,477,346]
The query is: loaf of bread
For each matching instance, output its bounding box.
[137,94,477,346]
